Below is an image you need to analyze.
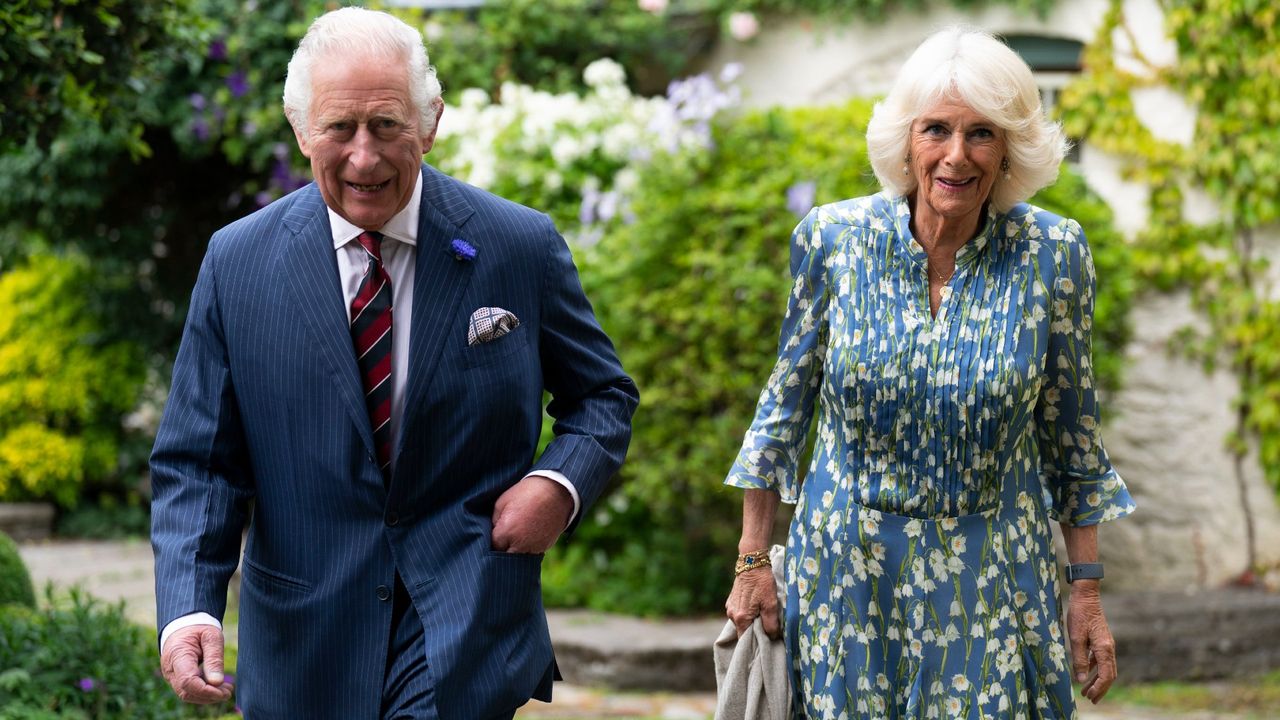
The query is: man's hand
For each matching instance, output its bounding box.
[490,475,573,553]
[726,566,781,639]
[161,624,232,704]
[1066,580,1117,704]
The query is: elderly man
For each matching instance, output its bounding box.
[150,8,638,719]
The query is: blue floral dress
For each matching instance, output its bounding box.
[726,193,1136,719]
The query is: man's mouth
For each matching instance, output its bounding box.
[936,177,975,189]
[348,181,389,192]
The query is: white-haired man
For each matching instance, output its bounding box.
[151,8,637,719]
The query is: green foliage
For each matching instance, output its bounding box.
[0,587,235,718]
[541,101,1129,614]
[408,0,714,96]
[0,254,144,507]
[1059,0,1280,511]
[0,0,332,360]
[737,0,1055,21]
[56,496,150,541]
[0,533,35,609]
[0,0,195,154]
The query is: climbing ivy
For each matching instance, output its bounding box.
[1059,0,1280,576]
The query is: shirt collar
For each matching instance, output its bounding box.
[329,168,423,250]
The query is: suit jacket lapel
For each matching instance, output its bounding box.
[397,165,477,460]
[278,186,376,459]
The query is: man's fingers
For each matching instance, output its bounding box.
[168,647,201,687]
[177,672,232,704]
[167,648,230,704]
[200,630,225,684]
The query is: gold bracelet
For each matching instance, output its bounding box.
[734,549,772,576]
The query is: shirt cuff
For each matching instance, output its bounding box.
[524,470,579,528]
[160,613,222,653]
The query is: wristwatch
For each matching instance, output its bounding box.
[1065,562,1104,583]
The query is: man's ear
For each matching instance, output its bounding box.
[290,116,311,158]
[421,97,445,155]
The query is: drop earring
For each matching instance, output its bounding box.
[1000,157,1010,180]
[903,154,911,176]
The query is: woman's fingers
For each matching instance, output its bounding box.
[726,566,777,636]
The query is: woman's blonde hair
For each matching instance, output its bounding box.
[865,26,1069,212]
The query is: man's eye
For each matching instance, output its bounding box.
[376,119,399,130]
[329,122,351,133]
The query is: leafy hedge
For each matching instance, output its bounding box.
[0,254,144,507]
[0,533,34,609]
[541,100,1132,615]
[0,588,236,719]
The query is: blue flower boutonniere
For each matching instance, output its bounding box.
[450,238,477,262]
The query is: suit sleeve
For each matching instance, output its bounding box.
[150,244,255,632]
[528,222,639,531]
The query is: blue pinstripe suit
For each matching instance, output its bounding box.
[151,164,638,719]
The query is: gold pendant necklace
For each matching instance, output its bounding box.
[929,261,953,283]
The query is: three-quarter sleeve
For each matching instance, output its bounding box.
[725,208,829,503]
[1036,220,1136,526]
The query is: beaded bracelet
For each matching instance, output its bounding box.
[734,549,772,576]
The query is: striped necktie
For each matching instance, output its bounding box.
[350,231,394,476]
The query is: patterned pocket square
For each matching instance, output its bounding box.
[467,307,520,346]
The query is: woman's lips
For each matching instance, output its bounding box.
[935,176,975,189]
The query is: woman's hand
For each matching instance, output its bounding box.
[1065,580,1117,704]
[726,565,781,639]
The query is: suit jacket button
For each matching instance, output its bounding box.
[376,585,391,601]
[385,511,399,527]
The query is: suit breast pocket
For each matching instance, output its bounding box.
[463,324,531,369]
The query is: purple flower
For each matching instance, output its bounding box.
[226,71,249,98]
[207,39,228,61]
[188,92,207,110]
[77,677,97,692]
[191,118,210,142]
[254,191,273,207]
[786,180,817,217]
[241,120,257,137]
[450,238,477,261]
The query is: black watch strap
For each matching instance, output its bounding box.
[1065,562,1104,583]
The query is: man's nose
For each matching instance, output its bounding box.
[348,126,381,171]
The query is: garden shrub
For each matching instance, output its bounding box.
[542,100,1132,615]
[0,254,145,508]
[0,533,34,609]
[406,0,711,97]
[0,588,235,718]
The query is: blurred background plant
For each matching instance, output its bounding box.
[0,534,238,718]
[0,254,144,510]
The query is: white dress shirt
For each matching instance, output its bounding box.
[160,169,578,652]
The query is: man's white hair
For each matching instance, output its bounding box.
[866,26,1068,212]
[283,7,443,136]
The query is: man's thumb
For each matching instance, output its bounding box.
[200,629,225,684]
